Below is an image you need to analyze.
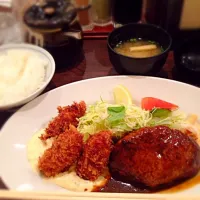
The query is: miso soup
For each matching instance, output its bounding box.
[114,39,163,58]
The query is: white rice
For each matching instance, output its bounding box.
[0,49,47,106]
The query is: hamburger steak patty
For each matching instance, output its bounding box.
[109,126,200,188]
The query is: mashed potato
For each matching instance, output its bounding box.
[0,49,47,105]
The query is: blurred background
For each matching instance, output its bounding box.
[1,0,199,44]
[0,0,200,112]
[0,0,200,68]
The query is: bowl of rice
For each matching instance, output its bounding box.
[0,43,55,110]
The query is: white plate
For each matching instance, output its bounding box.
[0,76,200,193]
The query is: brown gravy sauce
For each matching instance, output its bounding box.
[93,173,200,193]
[94,177,150,193]
[159,173,200,193]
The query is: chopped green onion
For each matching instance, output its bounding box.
[130,38,137,42]
[148,40,156,44]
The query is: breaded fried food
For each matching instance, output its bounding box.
[76,131,113,181]
[38,125,83,177]
[40,101,86,141]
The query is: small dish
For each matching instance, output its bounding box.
[0,43,55,110]
[107,23,172,75]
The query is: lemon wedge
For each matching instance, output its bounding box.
[113,85,133,105]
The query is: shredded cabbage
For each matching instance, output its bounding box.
[77,100,187,140]
[147,110,187,129]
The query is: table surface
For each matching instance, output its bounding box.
[0,38,197,190]
[0,39,176,127]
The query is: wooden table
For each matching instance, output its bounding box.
[0,38,197,190]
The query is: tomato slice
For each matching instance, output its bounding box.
[141,97,179,111]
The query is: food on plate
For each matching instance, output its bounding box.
[38,125,83,177]
[187,114,198,125]
[76,131,113,181]
[141,97,178,111]
[27,129,109,192]
[114,38,163,58]
[78,101,151,140]
[113,84,133,105]
[40,101,86,140]
[0,49,47,106]
[109,126,200,188]
[27,85,200,192]
[78,100,186,140]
